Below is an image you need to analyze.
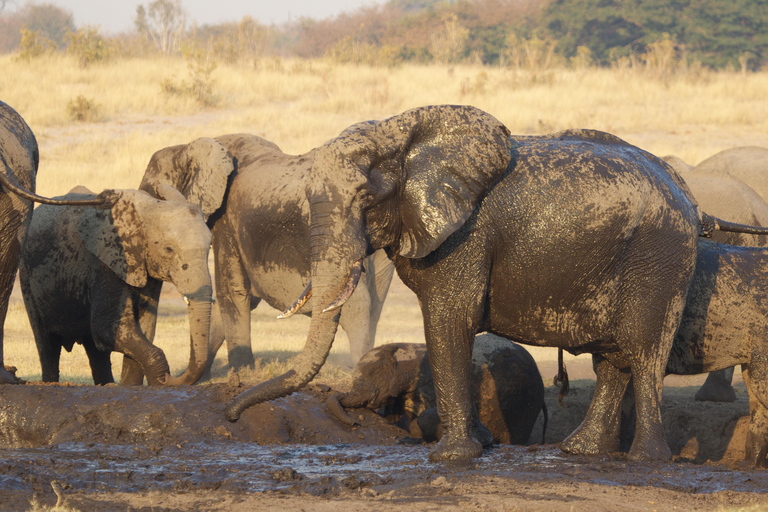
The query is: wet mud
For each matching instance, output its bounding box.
[1,380,767,511]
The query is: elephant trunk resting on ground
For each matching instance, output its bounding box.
[19,185,213,385]
[0,100,105,384]
[138,135,394,379]
[327,334,547,445]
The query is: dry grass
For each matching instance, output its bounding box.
[2,53,768,383]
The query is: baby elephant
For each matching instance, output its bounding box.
[19,186,213,386]
[327,333,547,445]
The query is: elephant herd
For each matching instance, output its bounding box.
[3,99,768,466]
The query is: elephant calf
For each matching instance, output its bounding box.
[327,333,547,445]
[19,186,214,386]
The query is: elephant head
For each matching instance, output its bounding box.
[139,137,236,222]
[78,186,213,385]
[226,104,513,420]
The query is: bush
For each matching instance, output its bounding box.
[161,44,218,106]
[66,95,100,122]
[65,25,112,67]
[15,27,57,62]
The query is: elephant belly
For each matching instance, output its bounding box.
[247,267,311,314]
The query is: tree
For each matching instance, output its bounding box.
[135,0,186,56]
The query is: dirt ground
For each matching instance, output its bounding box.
[1,362,766,512]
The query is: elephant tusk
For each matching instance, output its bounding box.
[322,259,363,313]
[277,282,312,319]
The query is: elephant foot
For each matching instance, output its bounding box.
[694,376,736,403]
[472,417,494,448]
[745,431,768,468]
[428,434,483,462]
[561,426,618,456]
[627,433,671,461]
[0,365,17,384]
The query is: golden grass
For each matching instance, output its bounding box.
[2,53,767,384]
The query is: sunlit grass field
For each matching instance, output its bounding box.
[2,54,767,385]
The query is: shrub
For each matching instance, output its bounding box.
[66,95,100,122]
[15,27,57,62]
[161,44,218,106]
[65,25,112,67]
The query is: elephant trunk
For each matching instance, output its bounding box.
[163,295,212,385]
[225,197,357,421]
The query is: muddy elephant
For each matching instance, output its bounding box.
[19,186,213,386]
[665,154,768,402]
[0,101,105,384]
[327,334,547,445]
[138,136,395,373]
[222,104,768,463]
[693,146,768,201]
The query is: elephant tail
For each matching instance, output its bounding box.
[701,212,768,237]
[540,401,548,445]
[553,348,569,407]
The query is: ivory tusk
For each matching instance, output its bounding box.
[322,259,363,313]
[277,281,313,319]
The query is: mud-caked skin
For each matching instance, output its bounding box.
[225,104,708,463]
[19,186,213,386]
[327,334,547,446]
[139,136,395,373]
[0,101,105,385]
[664,153,768,403]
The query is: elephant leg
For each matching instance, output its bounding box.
[199,302,226,381]
[214,240,255,371]
[421,289,485,461]
[562,354,630,455]
[120,356,144,385]
[0,200,25,385]
[364,250,395,351]
[743,364,768,467]
[694,367,736,403]
[82,335,114,385]
[339,284,372,366]
[36,334,62,383]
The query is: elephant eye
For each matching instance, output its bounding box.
[165,247,174,253]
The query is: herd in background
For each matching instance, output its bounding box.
[2,99,768,466]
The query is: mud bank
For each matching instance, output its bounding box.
[0,381,766,512]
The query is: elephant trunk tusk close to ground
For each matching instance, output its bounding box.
[277,282,313,319]
[322,259,364,313]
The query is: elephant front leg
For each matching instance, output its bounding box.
[214,242,255,371]
[743,366,768,467]
[562,354,630,456]
[120,280,162,385]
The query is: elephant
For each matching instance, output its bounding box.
[326,333,547,445]
[18,185,214,386]
[222,104,768,462]
[0,101,105,384]
[693,146,768,201]
[664,154,768,402]
[137,134,395,374]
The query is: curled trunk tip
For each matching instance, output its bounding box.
[326,392,359,426]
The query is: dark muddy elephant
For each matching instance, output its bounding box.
[0,101,104,384]
[665,154,768,402]
[327,333,547,445]
[19,186,213,385]
[138,136,394,372]
[223,104,747,463]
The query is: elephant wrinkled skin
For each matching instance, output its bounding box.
[19,186,213,386]
[0,101,104,384]
[327,334,547,445]
[139,135,394,373]
[224,104,736,463]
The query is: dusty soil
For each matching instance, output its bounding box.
[1,364,766,512]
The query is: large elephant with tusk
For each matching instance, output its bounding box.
[224,105,768,462]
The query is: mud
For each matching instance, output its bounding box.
[1,377,767,511]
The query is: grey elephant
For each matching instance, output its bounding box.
[0,101,104,384]
[694,146,768,200]
[225,105,764,462]
[19,185,213,385]
[327,334,547,445]
[137,135,395,373]
[665,153,768,402]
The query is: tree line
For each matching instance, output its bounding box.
[1,0,765,70]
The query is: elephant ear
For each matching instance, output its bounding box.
[382,105,513,259]
[140,137,234,221]
[78,189,148,288]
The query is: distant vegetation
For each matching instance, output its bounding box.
[1,0,766,71]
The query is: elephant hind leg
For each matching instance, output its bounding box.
[82,335,114,385]
[743,364,768,467]
[35,333,63,383]
[694,368,736,403]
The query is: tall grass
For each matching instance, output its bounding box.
[2,53,767,383]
